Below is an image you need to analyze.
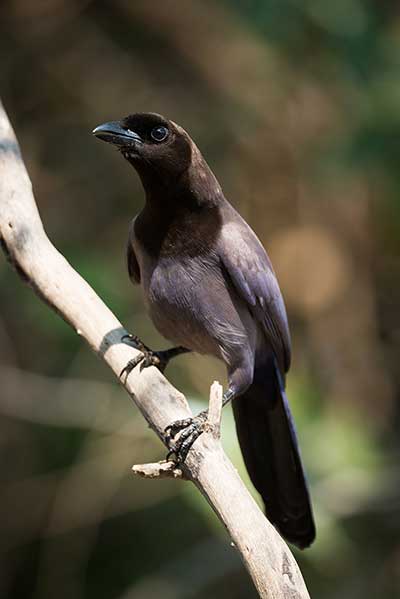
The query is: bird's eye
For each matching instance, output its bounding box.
[150,126,169,142]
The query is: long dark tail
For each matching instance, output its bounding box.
[232,357,315,548]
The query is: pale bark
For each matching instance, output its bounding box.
[0,101,310,599]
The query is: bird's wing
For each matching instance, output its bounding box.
[127,218,141,284]
[218,218,291,373]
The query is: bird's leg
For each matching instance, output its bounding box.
[222,388,235,407]
[120,333,190,378]
[165,388,235,462]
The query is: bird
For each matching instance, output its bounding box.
[93,112,315,548]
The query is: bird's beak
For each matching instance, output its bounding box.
[92,121,143,148]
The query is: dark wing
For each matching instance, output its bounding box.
[220,215,314,546]
[219,218,291,373]
[127,219,140,284]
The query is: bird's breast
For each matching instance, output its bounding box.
[140,254,223,355]
[132,226,255,361]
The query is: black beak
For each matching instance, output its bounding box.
[92,121,142,148]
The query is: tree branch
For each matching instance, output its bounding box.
[0,100,310,599]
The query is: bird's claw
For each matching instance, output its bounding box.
[119,351,165,379]
[120,335,191,379]
[120,334,168,379]
[165,410,208,462]
[119,354,145,379]
[121,334,149,354]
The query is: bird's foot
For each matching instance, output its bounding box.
[120,334,168,378]
[120,334,190,379]
[165,410,208,463]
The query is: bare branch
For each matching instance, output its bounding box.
[206,380,223,438]
[131,461,184,479]
[0,100,310,599]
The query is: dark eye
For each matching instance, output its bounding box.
[151,126,169,142]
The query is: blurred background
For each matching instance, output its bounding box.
[1,1,399,597]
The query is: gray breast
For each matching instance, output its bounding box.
[139,251,250,360]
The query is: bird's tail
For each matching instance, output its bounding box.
[232,357,315,548]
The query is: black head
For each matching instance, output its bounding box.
[93,112,193,190]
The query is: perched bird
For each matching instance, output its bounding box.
[93,113,315,548]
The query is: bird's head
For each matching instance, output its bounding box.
[93,112,195,193]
